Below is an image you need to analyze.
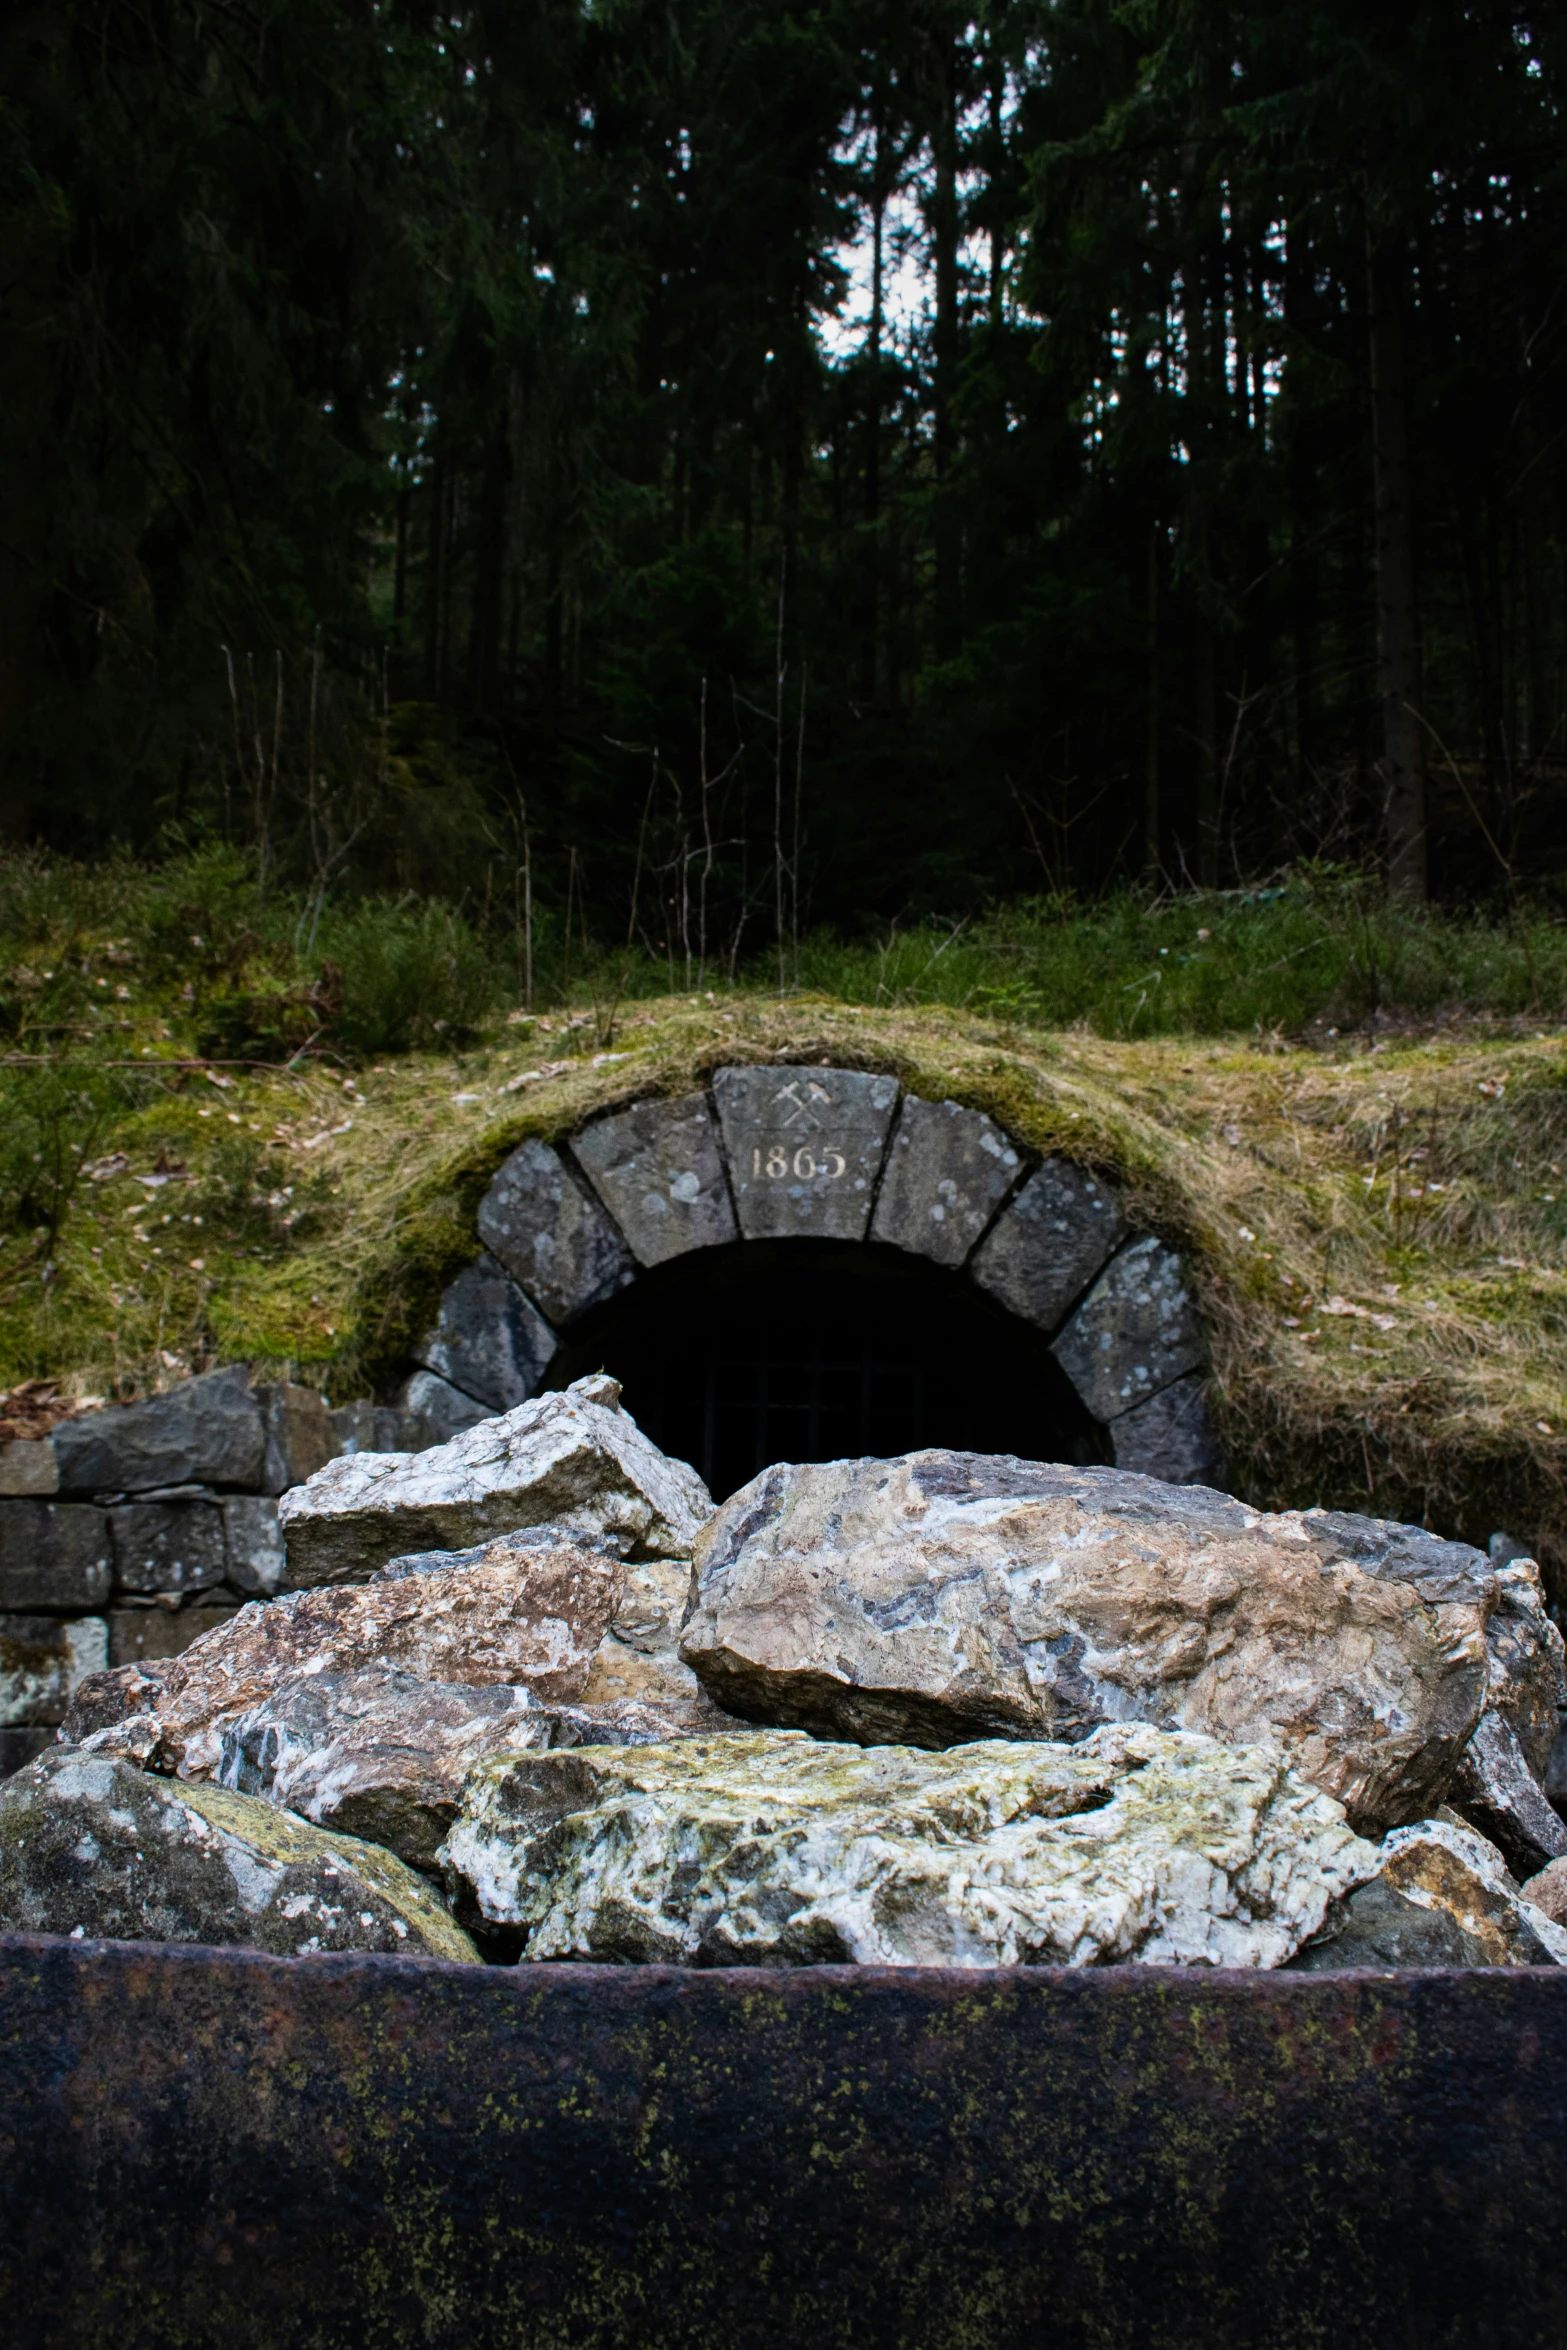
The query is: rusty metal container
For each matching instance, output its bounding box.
[2,1933,1564,2348]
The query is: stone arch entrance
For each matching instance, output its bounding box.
[406,1066,1222,1498]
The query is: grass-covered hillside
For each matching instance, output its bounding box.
[3,849,1566,1586]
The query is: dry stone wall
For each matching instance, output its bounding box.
[422,1064,1223,1489]
[0,1370,434,1777]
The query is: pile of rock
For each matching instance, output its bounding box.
[4,1378,1567,1973]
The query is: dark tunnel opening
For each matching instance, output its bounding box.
[546,1240,1110,1501]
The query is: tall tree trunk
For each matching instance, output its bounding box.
[861,104,885,700]
[1177,3,1225,886]
[0,13,61,839]
[930,25,960,659]
[1516,310,1552,760]
[424,454,447,701]
[1366,205,1426,899]
[1283,221,1319,791]
[469,410,511,712]
[987,33,1005,331]
[1146,529,1161,876]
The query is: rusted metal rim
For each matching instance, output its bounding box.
[3,1933,1565,2349]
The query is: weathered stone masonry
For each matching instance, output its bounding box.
[0,1372,425,1777]
[410,1064,1223,1488]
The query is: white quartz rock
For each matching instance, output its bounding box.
[278,1374,712,1587]
[441,1722,1379,1970]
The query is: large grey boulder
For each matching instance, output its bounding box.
[440,1723,1377,1969]
[571,1094,735,1265]
[0,1615,106,1727]
[869,1096,1022,1267]
[213,1665,720,1871]
[0,1747,477,1960]
[278,1375,710,1588]
[67,1524,634,1777]
[1051,1237,1205,1421]
[51,1366,264,1494]
[679,1451,1495,1834]
[0,1503,111,1612]
[413,1252,557,1414]
[478,1136,635,1324]
[713,1065,900,1241]
[969,1158,1126,1334]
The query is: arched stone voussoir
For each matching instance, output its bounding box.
[713,1064,900,1240]
[413,1251,557,1414]
[1110,1371,1225,1488]
[478,1135,635,1326]
[869,1095,1023,1267]
[1050,1234,1206,1424]
[570,1092,735,1267]
[414,1064,1227,1493]
[399,1367,492,1444]
[969,1157,1126,1335]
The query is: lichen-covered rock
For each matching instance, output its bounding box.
[1375,1816,1567,1966]
[713,1066,900,1242]
[570,1095,736,1266]
[0,1748,478,1959]
[63,1525,632,1778]
[680,1452,1494,1833]
[214,1665,716,1870]
[278,1374,710,1587]
[1050,1237,1205,1421]
[868,1096,1022,1267]
[969,1159,1126,1335]
[441,1724,1377,1969]
[477,1136,635,1325]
